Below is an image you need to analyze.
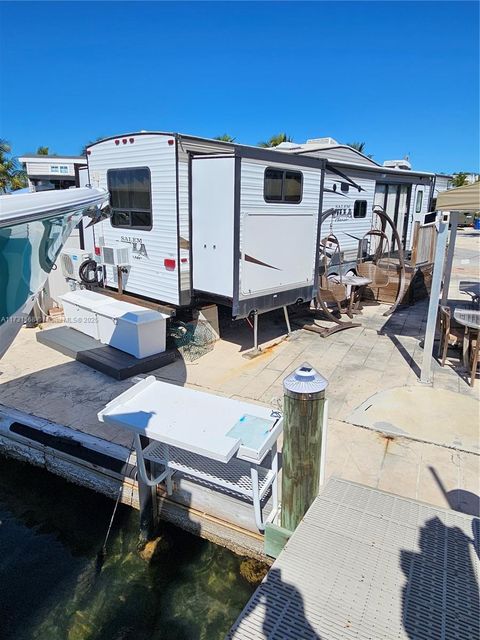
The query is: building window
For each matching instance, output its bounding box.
[60,165,69,174]
[354,200,367,218]
[415,190,423,213]
[50,165,59,173]
[264,168,302,203]
[107,167,152,229]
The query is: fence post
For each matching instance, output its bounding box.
[420,213,449,384]
[281,363,328,532]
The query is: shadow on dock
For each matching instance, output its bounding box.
[401,515,480,639]
[229,566,321,639]
[401,469,480,639]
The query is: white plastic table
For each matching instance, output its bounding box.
[98,376,283,530]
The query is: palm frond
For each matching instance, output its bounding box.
[258,132,292,148]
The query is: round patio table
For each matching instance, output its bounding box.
[328,274,372,317]
[343,275,372,317]
[453,307,480,368]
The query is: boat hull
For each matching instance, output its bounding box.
[0,187,108,358]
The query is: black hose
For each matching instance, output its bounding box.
[79,258,98,285]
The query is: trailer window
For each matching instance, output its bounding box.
[264,168,302,203]
[354,200,367,218]
[415,190,423,213]
[108,167,152,229]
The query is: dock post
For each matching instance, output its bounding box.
[137,435,158,543]
[281,363,328,532]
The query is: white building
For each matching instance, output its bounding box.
[18,154,87,192]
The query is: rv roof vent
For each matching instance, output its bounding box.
[383,159,412,170]
[275,142,302,150]
[305,137,338,146]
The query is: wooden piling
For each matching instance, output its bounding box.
[138,435,157,543]
[281,364,328,532]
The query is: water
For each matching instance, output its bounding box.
[0,457,257,640]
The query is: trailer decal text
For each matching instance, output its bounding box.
[120,236,149,260]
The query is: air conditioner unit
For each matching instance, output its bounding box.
[60,248,91,280]
[98,245,131,267]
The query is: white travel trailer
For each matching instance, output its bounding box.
[278,139,436,267]
[84,133,325,318]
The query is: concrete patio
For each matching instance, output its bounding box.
[0,230,478,519]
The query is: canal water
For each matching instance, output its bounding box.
[0,457,256,640]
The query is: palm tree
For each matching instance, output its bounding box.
[36,146,49,155]
[214,134,236,142]
[451,172,469,187]
[258,133,293,148]
[0,139,27,193]
[344,140,374,159]
[344,141,366,153]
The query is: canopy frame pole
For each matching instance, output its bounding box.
[440,211,459,306]
[420,212,450,384]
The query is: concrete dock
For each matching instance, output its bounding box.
[0,229,478,557]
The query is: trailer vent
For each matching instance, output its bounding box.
[99,246,131,266]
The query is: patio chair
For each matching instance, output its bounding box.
[438,305,463,366]
[317,234,349,315]
[357,229,392,289]
[468,333,479,387]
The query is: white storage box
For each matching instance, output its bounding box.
[96,300,145,345]
[61,290,113,339]
[97,301,168,357]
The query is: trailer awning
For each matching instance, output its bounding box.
[436,182,480,211]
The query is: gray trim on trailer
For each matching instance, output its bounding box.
[232,156,242,317]
[234,146,326,170]
[174,135,187,306]
[235,285,314,319]
[187,151,194,302]
[313,167,326,297]
[322,159,435,179]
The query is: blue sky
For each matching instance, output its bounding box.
[0,1,478,173]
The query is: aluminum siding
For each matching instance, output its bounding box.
[176,137,235,305]
[322,169,376,264]
[87,134,180,304]
[238,159,322,305]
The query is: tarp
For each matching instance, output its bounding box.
[436,181,480,211]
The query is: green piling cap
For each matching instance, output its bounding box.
[283,362,328,396]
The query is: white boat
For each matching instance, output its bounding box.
[0,187,108,358]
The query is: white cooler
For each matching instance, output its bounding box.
[61,290,113,340]
[97,300,168,357]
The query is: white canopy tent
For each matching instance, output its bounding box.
[420,182,480,383]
